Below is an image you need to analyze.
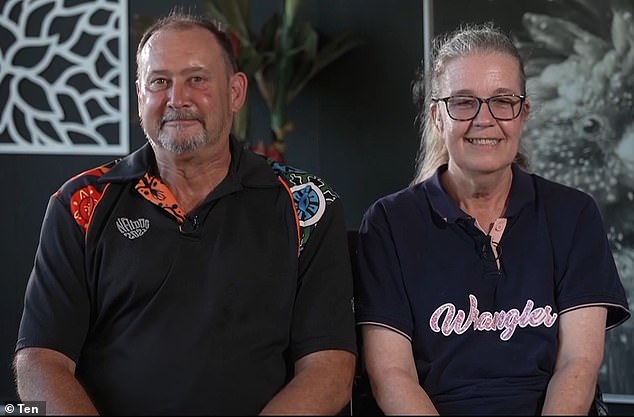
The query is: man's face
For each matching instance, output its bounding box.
[136,26,245,155]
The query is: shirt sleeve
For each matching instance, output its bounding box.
[290,198,357,361]
[354,200,414,340]
[15,193,91,362]
[555,195,631,329]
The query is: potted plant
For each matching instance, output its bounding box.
[205,0,362,161]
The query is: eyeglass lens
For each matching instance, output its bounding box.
[446,96,522,121]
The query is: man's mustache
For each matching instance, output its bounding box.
[161,110,203,126]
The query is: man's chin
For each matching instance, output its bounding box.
[155,135,209,155]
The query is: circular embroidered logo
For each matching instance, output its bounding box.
[290,183,326,227]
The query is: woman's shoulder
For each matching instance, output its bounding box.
[362,183,432,225]
[528,171,602,224]
[530,171,597,205]
[369,182,428,209]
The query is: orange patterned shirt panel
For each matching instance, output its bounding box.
[134,173,186,225]
[67,165,113,232]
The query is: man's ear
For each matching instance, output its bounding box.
[230,72,248,113]
[135,80,143,118]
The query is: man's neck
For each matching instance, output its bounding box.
[154,139,232,214]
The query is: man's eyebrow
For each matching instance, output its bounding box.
[146,66,209,77]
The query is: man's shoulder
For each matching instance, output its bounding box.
[55,159,121,202]
[269,159,340,207]
[52,159,122,232]
[267,160,342,252]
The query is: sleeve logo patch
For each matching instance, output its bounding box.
[70,185,102,231]
[290,182,326,227]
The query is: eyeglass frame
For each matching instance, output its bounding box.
[431,94,526,121]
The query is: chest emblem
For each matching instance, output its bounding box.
[429,294,558,341]
[116,217,150,239]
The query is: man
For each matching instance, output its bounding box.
[14,10,356,415]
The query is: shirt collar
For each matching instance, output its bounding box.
[99,136,280,189]
[422,163,535,223]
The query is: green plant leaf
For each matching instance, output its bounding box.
[202,0,363,143]
[205,0,251,43]
[288,31,364,102]
[284,0,301,28]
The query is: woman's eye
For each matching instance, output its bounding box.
[452,99,476,107]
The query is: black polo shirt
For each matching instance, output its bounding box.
[17,138,356,415]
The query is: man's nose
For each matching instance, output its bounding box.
[167,82,190,108]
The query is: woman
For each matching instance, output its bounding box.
[354,22,630,415]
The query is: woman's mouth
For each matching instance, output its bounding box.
[466,137,502,145]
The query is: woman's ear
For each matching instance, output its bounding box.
[431,102,443,131]
[522,97,531,119]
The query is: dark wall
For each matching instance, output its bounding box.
[0,0,423,400]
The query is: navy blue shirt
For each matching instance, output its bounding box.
[17,138,356,415]
[355,163,630,415]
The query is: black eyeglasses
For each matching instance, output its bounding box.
[432,94,526,121]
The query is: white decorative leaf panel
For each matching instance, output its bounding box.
[0,0,129,155]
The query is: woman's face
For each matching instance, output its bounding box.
[431,52,530,176]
